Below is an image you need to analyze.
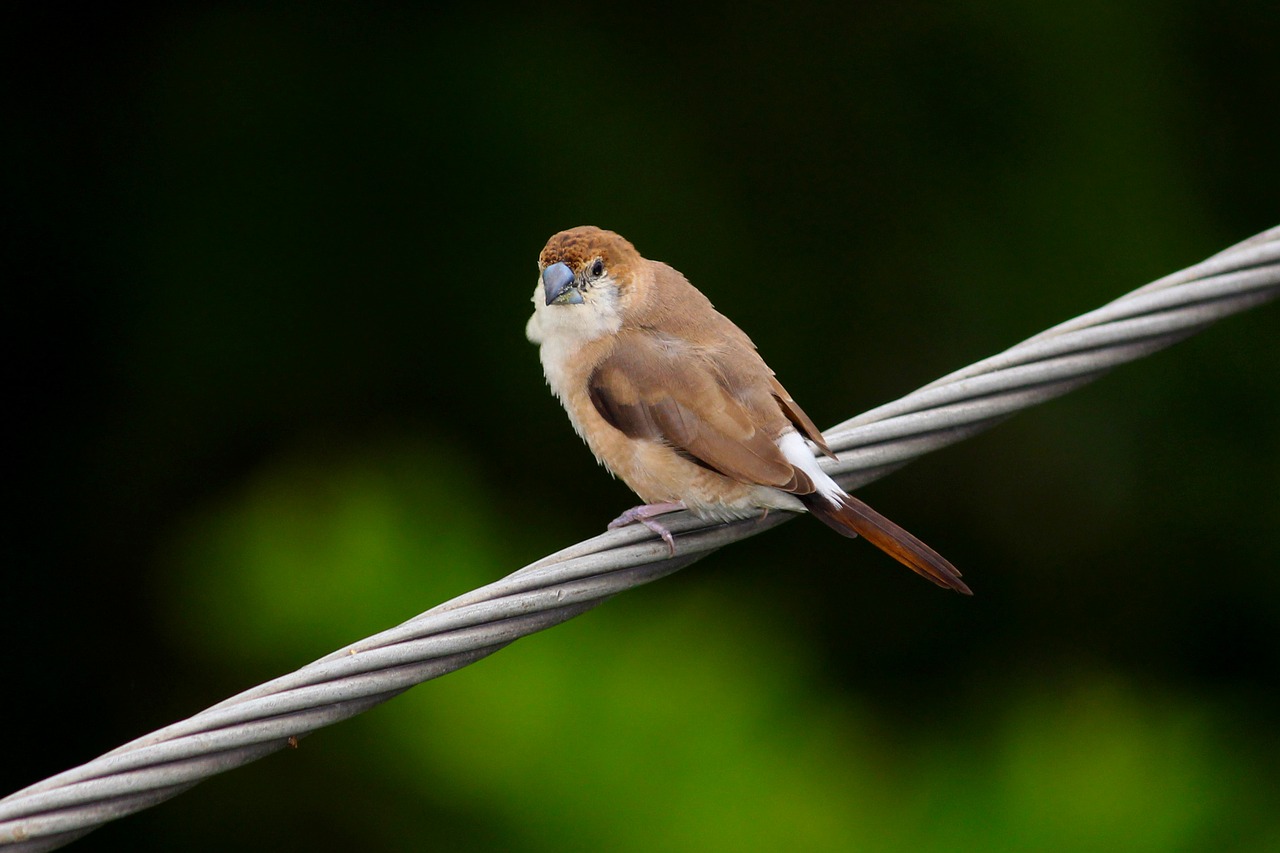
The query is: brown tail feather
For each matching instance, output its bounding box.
[800,492,972,595]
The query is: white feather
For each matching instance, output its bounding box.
[777,430,844,506]
[528,277,625,444]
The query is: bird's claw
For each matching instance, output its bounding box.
[639,517,677,555]
[608,502,684,555]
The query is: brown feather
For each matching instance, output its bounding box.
[800,492,971,594]
[539,226,643,287]
[769,376,835,458]
[587,329,815,493]
[624,261,835,460]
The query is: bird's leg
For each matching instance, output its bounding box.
[608,502,686,554]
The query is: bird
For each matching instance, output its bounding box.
[525,226,970,594]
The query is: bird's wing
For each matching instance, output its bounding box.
[587,330,816,493]
[769,375,835,458]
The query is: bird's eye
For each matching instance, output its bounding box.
[591,259,604,278]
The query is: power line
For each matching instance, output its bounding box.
[2,225,1276,851]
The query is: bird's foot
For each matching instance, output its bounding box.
[608,502,686,555]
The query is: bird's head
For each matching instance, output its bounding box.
[538,226,644,305]
[530,226,645,343]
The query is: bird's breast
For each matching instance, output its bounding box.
[535,321,613,445]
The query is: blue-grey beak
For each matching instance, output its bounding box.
[542,262,581,305]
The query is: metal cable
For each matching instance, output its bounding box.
[3,224,1277,851]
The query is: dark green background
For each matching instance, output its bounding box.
[6,2,1279,850]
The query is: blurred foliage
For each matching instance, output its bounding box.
[159,444,1278,851]
[5,0,1279,850]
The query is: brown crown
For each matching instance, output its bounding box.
[539,226,641,275]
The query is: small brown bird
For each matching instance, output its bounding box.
[526,226,969,594]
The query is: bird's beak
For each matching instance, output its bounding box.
[542,262,582,305]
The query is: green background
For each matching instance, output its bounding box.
[6,2,1279,850]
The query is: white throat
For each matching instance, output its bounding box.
[526,278,623,402]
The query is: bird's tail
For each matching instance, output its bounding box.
[800,492,972,595]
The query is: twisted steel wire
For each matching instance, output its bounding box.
[3,225,1277,850]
